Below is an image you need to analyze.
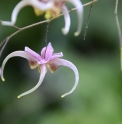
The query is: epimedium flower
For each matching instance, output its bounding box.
[1,42,79,98]
[1,0,83,36]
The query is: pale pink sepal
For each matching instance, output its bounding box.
[47,58,79,98]
[18,65,47,98]
[61,5,71,35]
[67,0,83,36]
[1,0,53,26]
[1,51,38,81]
[41,42,54,60]
[25,47,41,60]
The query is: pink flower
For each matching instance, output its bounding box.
[1,0,83,36]
[1,42,79,98]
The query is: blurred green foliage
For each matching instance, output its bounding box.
[0,0,122,124]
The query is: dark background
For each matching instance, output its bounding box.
[0,0,122,124]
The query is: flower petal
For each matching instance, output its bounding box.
[17,65,47,98]
[1,51,38,81]
[50,52,63,60]
[31,0,54,10]
[47,58,79,97]
[67,0,83,36]
[1,0,31,26]
[61,5,71,35]
[1,0,54,26]
[25,47,41,60]
[41,42,54,60]
[41,47,46,58]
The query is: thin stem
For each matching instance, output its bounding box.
[115,0,122,46]
[0,0,98,57]
[114,0,122,70]
[44,22,50,58]
[84,3,93,40]
[0,38,9,57]
[0,29,22,57]
[45,22,50,46]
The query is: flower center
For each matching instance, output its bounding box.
[34,1,66,19]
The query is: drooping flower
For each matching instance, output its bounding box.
[1,0,83,36]
[1,42,79,98]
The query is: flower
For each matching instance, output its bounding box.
[1,0,83,36]
[1,42,79,98]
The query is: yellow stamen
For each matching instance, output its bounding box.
[45,10,52,19]
[34,8,44,16]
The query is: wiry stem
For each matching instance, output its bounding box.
[115,0,122,46]
[44,22,50,59]
[84,3,93,40]
[0,37,9,57]
[45,22,50,46]
[0,0,98,57]
[114,0,122,70]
